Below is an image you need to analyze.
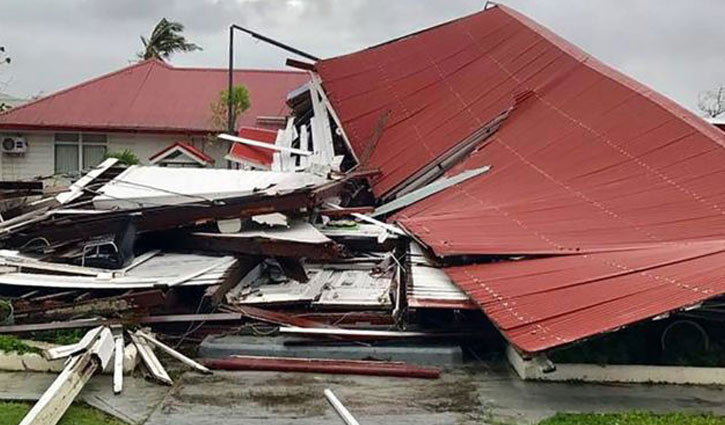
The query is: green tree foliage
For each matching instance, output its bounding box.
[104,149,140,166]
[138,18,201,61]
[210,85,251,131]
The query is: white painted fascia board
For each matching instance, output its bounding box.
[218,133,312,156]
[150,145,209,166]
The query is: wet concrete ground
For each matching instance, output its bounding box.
[1,360,724,424]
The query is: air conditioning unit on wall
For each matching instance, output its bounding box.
[1,136,27,154]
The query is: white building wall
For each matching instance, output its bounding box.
[0,132,54,181]
[108,133,229,166]
[0,131,231,181]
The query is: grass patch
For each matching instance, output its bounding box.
[0,335,41,355]
[539,412,725,425]
[30,329,84,345]
[0,401,125,425]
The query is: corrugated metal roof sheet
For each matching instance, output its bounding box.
[445,241,725,353]
[318,5,725,200]
[0,59,308,134]
[391,6,725,257]
[318,5,725,353]
[228,126,278,168]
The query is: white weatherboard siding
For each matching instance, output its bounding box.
[0,132,54,181]
[0,131,230,181]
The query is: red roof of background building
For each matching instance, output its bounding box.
[318,5,725,353]
[0,59,308,134]
[149,141,215,164]
[227,126,278,168]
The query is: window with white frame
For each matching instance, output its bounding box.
[54,133,108,174]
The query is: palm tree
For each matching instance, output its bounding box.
[138,18,201,61]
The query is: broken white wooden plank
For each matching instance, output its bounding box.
[309,88,336,167]
[252,212,289,228]
[56,158,119,205]
[372,166,492,217]
[309,73,358,165]
[130,333,172,386]
[324,389,360,425]
[0,250,108,277]
[90,327,115,369]
[324,203,407,236]
[19,355,96,425]
[298,124,311,169]
[280,118,298,172]
[112,326,124,395]
[19,328,112,425]
[270,129,285,172]
[136,331,211,374]
[43,326,103,361]
[217,133,312,156]
[165,256,237,287]
[119,249,160,275]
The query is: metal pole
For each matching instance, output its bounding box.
[226,23,319,134]
[227,25,235,134]
[231,24,319,61]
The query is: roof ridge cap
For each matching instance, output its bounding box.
[0,59,161,120]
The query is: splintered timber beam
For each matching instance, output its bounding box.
[170,231,347,261]
[130,333,173,386]
[19,328,114,425]
[136,331,211,374]
[43,326,103,361]
[112,326,124,395]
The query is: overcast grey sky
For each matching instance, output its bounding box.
[1,0,724,112]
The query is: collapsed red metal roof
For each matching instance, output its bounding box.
[318,5,725,353]
[447,242,725,353]
[0,59,309,134]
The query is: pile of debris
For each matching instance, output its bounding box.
[8,2,725,423]
[0,139,487,423]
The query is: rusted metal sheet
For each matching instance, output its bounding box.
[202,356,441,379]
